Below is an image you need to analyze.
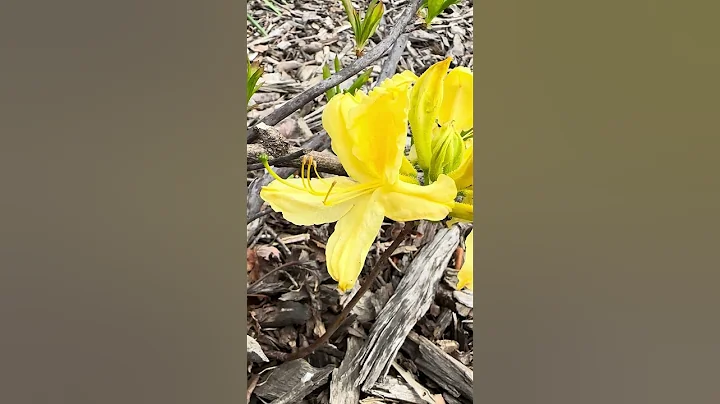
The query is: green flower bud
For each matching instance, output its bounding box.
[427,123,464,183]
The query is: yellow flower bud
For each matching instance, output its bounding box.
[428,123,464,183]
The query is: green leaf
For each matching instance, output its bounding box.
[247,15,268,37]
[247,60,264,107]
[345,68,373,95]
[424,0,460,25]
[322,64,337,101]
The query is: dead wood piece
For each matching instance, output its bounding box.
[452,290,473,309]
[247,123,347,176]
[368,376,429,404]
[433,308,453,340]
[441,393,467,404]
[254,359,335,403]
[329,336,363,404]
[402,331,473,401]
[377,33,410,84]
[248,335,269,363]
[353,226,462,392]
[255,301,311,328]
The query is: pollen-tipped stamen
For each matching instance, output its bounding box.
[261,155,325,196]
[311,159,331,185]
[322,181,338,205]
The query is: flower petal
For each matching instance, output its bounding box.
[378,174,457,222]
[347,85,410,184]
[457,230,473,290]
[325,192,385,292]
[439,67,473,133]
[323,94,377,183]
[409,57,452,172]
[377,70,418,92]
[323,83,410,185]
[260,176,358,226]
[448,137,473,190]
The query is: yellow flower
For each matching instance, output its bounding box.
[456,229,473,291]
[448,138,473,191]
[260,73,457,292]
[409,57,473,178]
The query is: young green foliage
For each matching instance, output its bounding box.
[247,15,268,36]
[421,0,460,26]
[322,56,373,101]
[340,0,385,56]
[247,60,264,110]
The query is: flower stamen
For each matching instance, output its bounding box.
[323,181,338,205]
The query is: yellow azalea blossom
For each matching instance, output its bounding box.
[457,229,473,290]
[260,73,457,292]
[409,57,473,178]
[448,138,473,191]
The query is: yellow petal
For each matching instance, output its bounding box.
[260,176,358,226]
[325,192,386,292]
[409,57,452,172]
[378,174,457,222]
[449,200,473,222]
[439,67,473,133]
[448,137,473,190]
[457,230,473,290]
[323,94,378,184]
[377,70,418,92]
[323,84,409,185]
[346,85,410,184]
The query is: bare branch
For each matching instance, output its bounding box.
[246,123,347,176]
[378,33,410,84]
[247,0,425,142]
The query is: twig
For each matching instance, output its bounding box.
[285,221,417,361]
[248,145,347,176]
[248,260,304,288]
[246,149,308,171]
[377,33,409,84]
[247,124,347,176]
[247,0,425,142]
[247,207,274,224]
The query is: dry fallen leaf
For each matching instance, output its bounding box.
[247,247,260,283]
[254,245,281,261]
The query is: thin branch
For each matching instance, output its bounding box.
[247,123,347,176]
[285,221,417,362]
[247,0,425,142]
[246,207,274,224]
[246,148,307,171]
[377,33,409,84]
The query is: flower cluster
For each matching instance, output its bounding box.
[259,57,473,292]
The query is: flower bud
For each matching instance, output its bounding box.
[428,123,464,183]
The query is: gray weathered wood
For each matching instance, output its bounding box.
[255,301,311,328]
[248,335,269,363]
[328,336,363,404]
[353,226,462,391]
[367,376,429,404]
[402,331,473,401]
[254,359,335,403]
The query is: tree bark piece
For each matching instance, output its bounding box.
[402,331,473,401]
[253,359,335,403]
[255,301,311,328]
[329,336,363,404]
[353,226,462,391]
[247,335,269,363]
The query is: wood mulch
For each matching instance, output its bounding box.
[247,1,474,403]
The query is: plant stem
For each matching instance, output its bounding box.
[285,221,417,361]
